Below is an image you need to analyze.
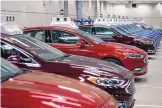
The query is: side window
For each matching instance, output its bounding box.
[24,30,45,42]
[1,42,34,64]
[50,30,80,44]
[79,27,92,34]
[95,27,114,37]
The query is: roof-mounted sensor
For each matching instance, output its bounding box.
[1,14,23,35]
[50,16,78,29]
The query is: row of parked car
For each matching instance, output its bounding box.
[78,17,162,54]
[1,15,162,108]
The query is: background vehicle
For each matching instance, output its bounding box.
[112,24,161,53]
[1,35,135,108]
[23,26,148,76]
[79,24,156,54]
[1,58,118,108]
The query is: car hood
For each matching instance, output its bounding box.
[2,72,110,108]
[58,55,130,79]
[101,42,146,54]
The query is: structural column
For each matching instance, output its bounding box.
[93,0,97,18]
[76,0,83,18]
[64,1,68,16]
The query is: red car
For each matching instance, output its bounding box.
[1,35,135,108]
[1,58,118,108]
[23,26,148,76]
[79,24,155,54]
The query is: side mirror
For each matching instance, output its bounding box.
[7,55,22,63]
[7,55,28,69]
[76,40,86,48]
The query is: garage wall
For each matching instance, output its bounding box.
[160,3,162,27]
[81,2,162,27]
[110,3,162,27]
[1,1,76,28]
[82,1,97,18]
[68,1,76,17]
[1,1,162,28]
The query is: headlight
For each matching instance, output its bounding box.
[87,77,125,86]
[142,40,154,45]
[123,53,144,59]
[135,38,154,45]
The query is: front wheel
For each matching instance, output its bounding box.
[105,58,123,66]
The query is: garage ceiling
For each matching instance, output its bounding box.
[97,0,162,4]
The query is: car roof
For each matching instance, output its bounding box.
[79,24,111,28]
[1,33,23,38]
[23,26,76,32]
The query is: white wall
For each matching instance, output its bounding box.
[80,1,162,27]
[82,0,97,18]
[82,2,162,27]
[1,1,162,28]
[160,3,162,27]
[109,3,162,27]
[1,1,76,28]
[68,1,76,17]
[2,1,53,28]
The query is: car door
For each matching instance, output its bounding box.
[24,30,46,42]
[47,30,98,57]
[94,27,117,42]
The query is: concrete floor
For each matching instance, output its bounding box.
[134,42,162,108]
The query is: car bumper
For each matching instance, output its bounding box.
[136,44,156,54]
[133,72,147,76]
[123,59,148,76]
[110,79,135,108]
[147,49,156,54]
[131,66,148,76]
[146,45,156,54]
[118,99,135,108]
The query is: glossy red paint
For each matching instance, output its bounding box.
[1,59,118,108]
[23,26,148,76]
[1,36,135,108]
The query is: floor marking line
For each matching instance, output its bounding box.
[135,86,162,89]
[135,105,162,108]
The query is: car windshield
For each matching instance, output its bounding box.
[1,58,23,82]
[111,27,130,35]
[6,36,66,61]
[76,29,105,44]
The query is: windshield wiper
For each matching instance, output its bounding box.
[47,54,71,61]
[63,54,71,57]
[1,73,21,82]
[1,75,13,82]
[1,70,31,82]
[56,54,71,60]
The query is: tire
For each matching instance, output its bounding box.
[105,58,123,66]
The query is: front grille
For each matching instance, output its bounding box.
[126,100,132,108]
[126,81,135,94]
[119,100,134,108]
